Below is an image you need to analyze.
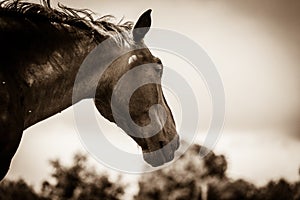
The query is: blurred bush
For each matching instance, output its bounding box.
[0,179,44,200]
[0,145,299,200]
[134,144,300,200]
[40,153,125,200]
[0,153,125,200]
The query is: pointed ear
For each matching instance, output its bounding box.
[133,9,152,42]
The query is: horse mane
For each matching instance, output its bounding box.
[0,0,134,44]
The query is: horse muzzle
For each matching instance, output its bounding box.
[142,134,180,167]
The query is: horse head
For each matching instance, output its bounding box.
[95,9,179,167]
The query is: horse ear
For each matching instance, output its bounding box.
[133,9,152,42]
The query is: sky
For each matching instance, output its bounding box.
[5,0,300,191]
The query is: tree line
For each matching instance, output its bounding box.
[1,144,299,200]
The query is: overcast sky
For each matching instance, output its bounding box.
[6,0,300,190]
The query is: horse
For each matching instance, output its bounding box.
[0,0,179,180]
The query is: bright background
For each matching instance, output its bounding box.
[6,0,300,193]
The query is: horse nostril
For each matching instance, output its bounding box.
[159,141,164,148]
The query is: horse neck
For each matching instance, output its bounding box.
[18,23,101,129]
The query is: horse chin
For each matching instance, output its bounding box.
[142,150,174,167]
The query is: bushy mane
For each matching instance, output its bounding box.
[0,0,134,44]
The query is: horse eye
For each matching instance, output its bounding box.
[128,55,138,64]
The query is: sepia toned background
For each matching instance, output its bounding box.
[6,0,300,195]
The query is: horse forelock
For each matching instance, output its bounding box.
[0,0,134,46]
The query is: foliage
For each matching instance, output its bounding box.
[256,178,295,200]
[0,179,43,200]
[40,153,125,200]
[135,144,300,200]
[0,154,125,200]
[134,145,228,200]
[0,145,299,200]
